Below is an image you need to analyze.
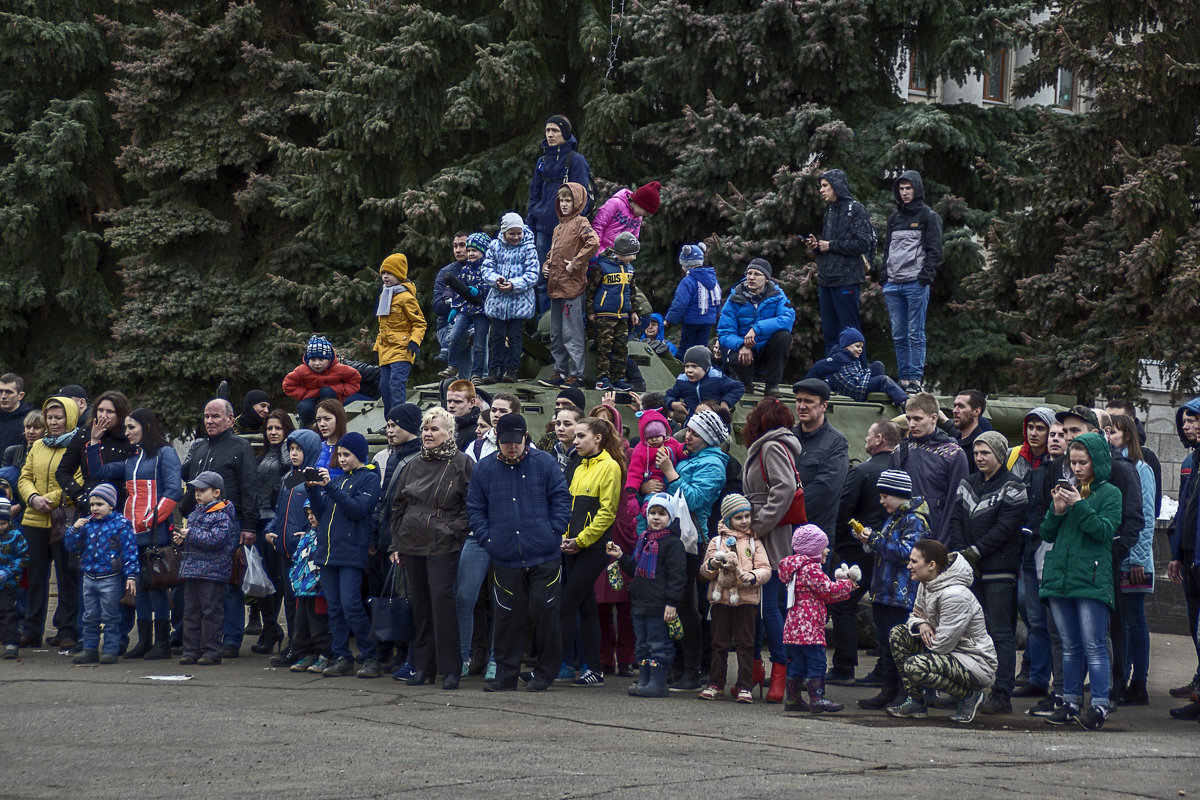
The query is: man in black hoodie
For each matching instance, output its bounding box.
[1167,397,1200,718]
[881,171,942,394]
[0,374,32,454]
[806,169,875,357]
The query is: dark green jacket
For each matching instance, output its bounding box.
[1038,433,1119,609]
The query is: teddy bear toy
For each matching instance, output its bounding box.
[833,562,862,583]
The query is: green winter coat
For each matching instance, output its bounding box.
[1038,432,1119,610]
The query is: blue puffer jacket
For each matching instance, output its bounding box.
[716,279,796,354]
[482,227,541,321]
[666,445,730,547]
[527,135,591,235]
[264,429,322,560]
[665,266,722,327]
[466,448,571,569]
[664,367,745,414]
[181,499,238,582]
[65,511,139,580]
[0,525,29,590]
[865,496,929,610]
[121,444,183,548]
[450,257,489,316]
[309,464,381,570]
[816,169,875,288]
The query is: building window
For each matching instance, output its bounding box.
[1055,68,1075,109]
[982,49,1008,102]
[909,50,930,93]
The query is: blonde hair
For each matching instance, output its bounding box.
[422,406,455,434]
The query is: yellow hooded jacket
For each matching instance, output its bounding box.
[18,396,82,529]
[375,253,428,366]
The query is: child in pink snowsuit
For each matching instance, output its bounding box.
[622,410,685,522]
[777,524,858,713]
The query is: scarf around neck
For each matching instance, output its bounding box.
[376,283,407,316]
[421,439,460,461]
[634,528,670,579]
[43,428,77,448]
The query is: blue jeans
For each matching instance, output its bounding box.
[882,281,930,382]
[297,387,337,427]
[863,361,911,406]
[760,571,786,663]
[1122,592,1150,683]
[818,284,862,357]
[81,574,123,655]
[534,230,552,317]
[786,643,827,680]
[488,318,525,377]
[446,313,478,375]
[632,613,673,665]
[223,582,245,647]
[321,564,377,661]
[456,537,493,663]
[1049,596,1111,709]
[379,361,412,418]
[1021,566,1052,690]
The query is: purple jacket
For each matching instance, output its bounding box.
[181,499,238,581]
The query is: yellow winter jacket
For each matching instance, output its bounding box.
[374,253,428,366]
[18,396,81,529]
[566,449,622,549]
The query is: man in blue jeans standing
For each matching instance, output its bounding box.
[880,169,942,395]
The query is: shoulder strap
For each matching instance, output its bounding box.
[760,441,801,484]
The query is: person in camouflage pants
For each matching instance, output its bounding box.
[890,624,979,700]
[594,318,629,382]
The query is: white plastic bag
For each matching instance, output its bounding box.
[242,545,275,598]
[672,489,699,555]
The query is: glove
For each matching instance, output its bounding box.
[847,564,862,583]
[468,286,480,298]
[407,341,420,358]
[833,562,850,581]
[448,308,458,324]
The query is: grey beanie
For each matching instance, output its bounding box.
[974,430,1011,465]
[746,258,773,280]
[683,345,711,372]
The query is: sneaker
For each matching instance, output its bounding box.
[929,691,958,710]
[735,688,753,704]
[484,679,518,692]
[1169,679,1198,698]
[538,374,566,388]
[698,685,722,701]
[825,668,856,686]
[484,660,497,681]
[1170,699,1200,720]
[481,376,499,385]
[178,655,197,665]
[357,658,383,678]
[885,697,928,719]
[307,655,330,674]
[978,693,1011,715]
[570,669,604,687]
[563,376,582,388]
[3,644,17,659]
[612,379,632,391]
[290,655,318,672]
[595,378,613,391]
[854,669,885,687]
[470,375,483,386]
[322,656,354,677]
[903,380,922,395]
[391,660,414,681]
[1011,684,1048,698]
[951,690,987,724]
[1027,693,1064,717]
[556,663,576,681]
[526,675,552,692]
[461,662,470,678]
[1044,702,1080,725]
[196,656,221,666]
[437,365,458,379]
[501,372,517,383]
[1076,705,1108,731]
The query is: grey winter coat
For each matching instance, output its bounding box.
[906,554,998,687]
[744,427,804,567]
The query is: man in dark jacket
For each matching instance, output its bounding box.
[717,259,796,397]
[833,419,900,685]
[467,414,571,692]
[881,170,942,394]
[528,115,592,315]
[180,398,258,658]
[1167,396,1200,717]
[940,389,993,473]
[949,430,1029,713]
[434,231,471,371]
[893,392,968,545]
[806,169,875,357]
[0,374,33,454]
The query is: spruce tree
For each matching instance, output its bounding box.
[979,1,1200,400]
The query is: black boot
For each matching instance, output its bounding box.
[633,661,670,698]
[628,660,650,696]
[126,620,154,659]
[143,620,172,660]
[857,684,901,710]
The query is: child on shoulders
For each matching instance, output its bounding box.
[65,483,139,664]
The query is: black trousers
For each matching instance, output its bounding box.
[559,539,608,672]
[291,596,330,657]
[828,544,874,672]
[405,552,461,677]
[23,526,79,642]
[676,552,702,673]
[1109,560,1127,698]
[493,560,562,685]
[1183,559,1200,681]
[724,329,791,387]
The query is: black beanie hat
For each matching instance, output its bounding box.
[387,402,422,437]
[545,115,572,141]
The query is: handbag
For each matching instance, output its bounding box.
[761,443,806,525]
[142,544,183,590]
[368,562,414,644]
[228,545,246,587]
[48,507,69,545]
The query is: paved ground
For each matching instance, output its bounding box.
[2,632,1197,800]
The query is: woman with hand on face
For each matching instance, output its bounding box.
[120,408,182,659]
[56,391,136,516]
[388,408,474,689]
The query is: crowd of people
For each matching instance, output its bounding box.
[0,114,1194,735]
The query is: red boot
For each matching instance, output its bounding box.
[766,662,787,704]
[753,658,766,697]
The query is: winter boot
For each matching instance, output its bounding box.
[628,660,650,696]
[783,678,809,712]
[1121,680,1149,706]
[806,678,845,712]
[857,683,901,710]
[143,620,172,661]
[752,658,766,697]
[766,662,787,704]
[633,660,670,698]
[126,620,153,659]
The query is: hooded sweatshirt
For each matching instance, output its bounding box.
[264,428,322,560]
[18,396,81,529]
[546,182,600,300]
[882,170,943,286]
[906,554,998,687]
[527,133,591,235]
[374,253,427,366]
[1007,406,1056,482]
[1039,432,1120,609]
[816,169,876,288]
